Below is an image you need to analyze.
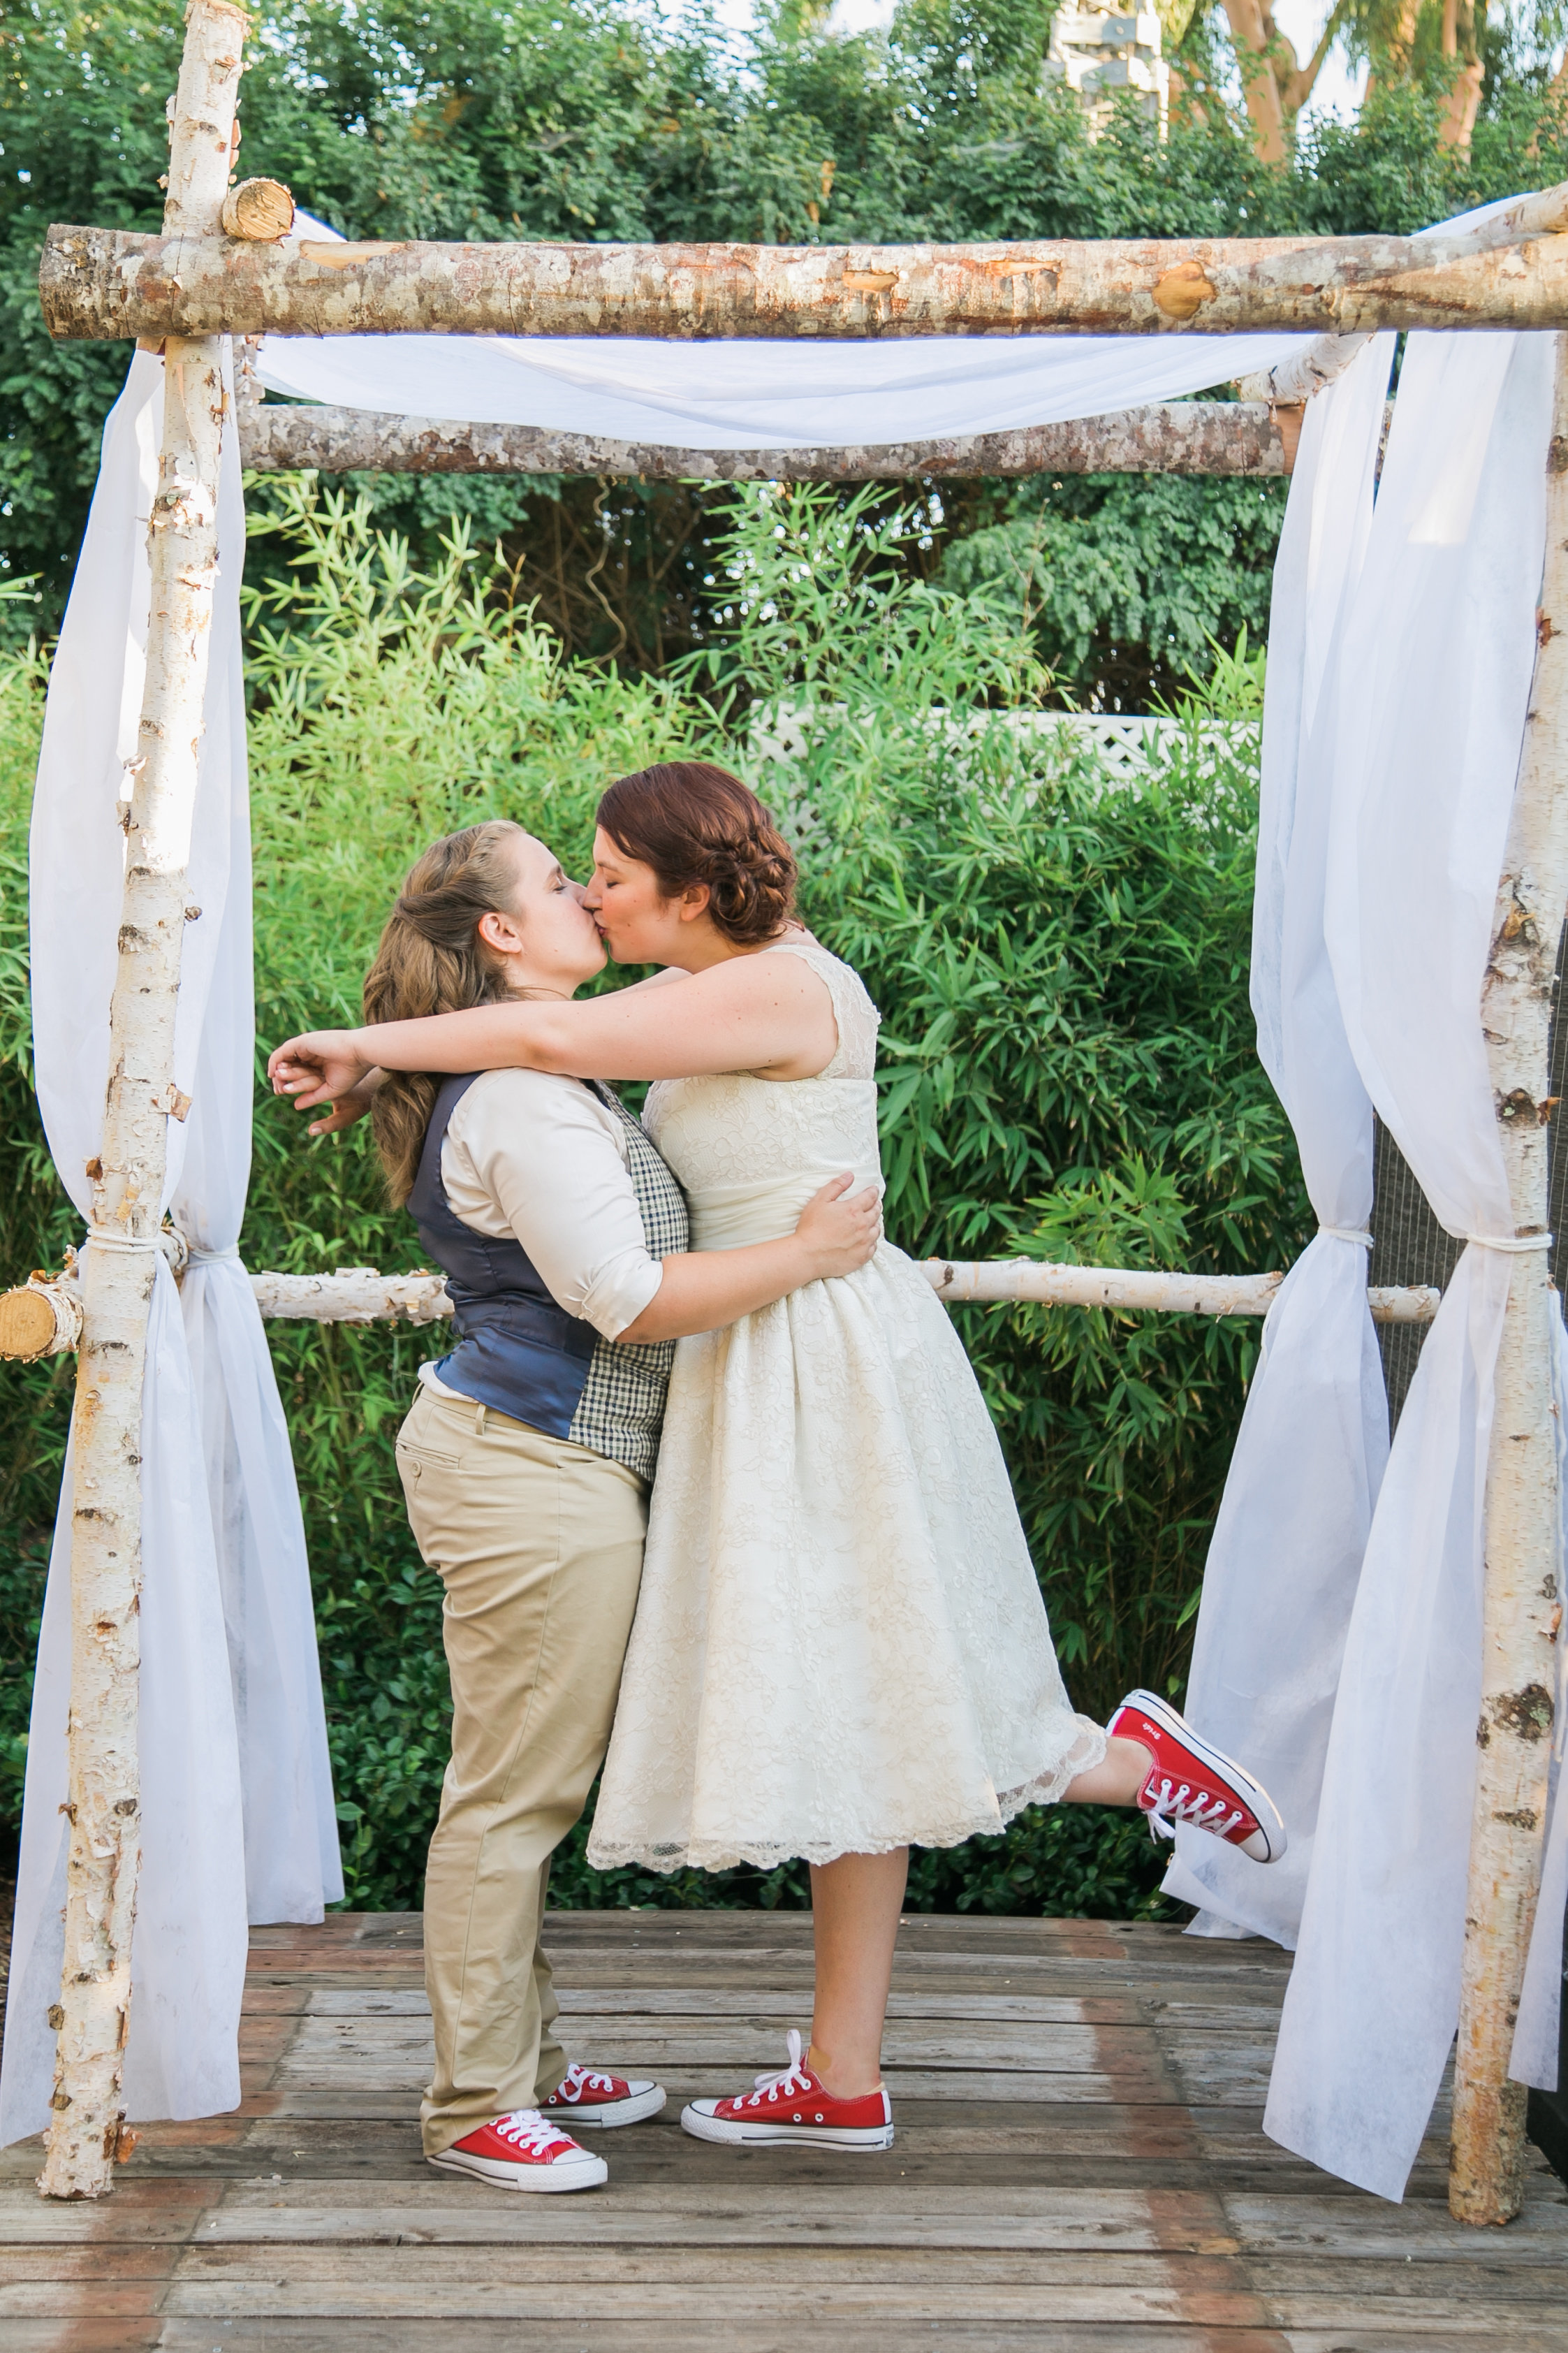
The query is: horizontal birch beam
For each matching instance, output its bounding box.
[237,398,1294,479]
[923,1260,1442,1321]
[249,1266,453,1325]
[39,219,1568,343]
[0,1258,1442,1356]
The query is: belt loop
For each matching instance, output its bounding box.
[474,1402,488,1436]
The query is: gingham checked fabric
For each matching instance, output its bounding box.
[566,1084,689,1480]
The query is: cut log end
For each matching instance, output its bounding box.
[219,177,294,242]
[0,1281,80,1360]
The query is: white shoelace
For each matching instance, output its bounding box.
[746,2027,812,2106]
[555,2063,618,2101]
[492,2108,573,2155]
[1144,1776,1245,1847]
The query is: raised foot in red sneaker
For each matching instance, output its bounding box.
[1108,1688,1288,1865]
[541,2062,666,2128]
[428,2108,608,2193]
[681,2030,893,2152]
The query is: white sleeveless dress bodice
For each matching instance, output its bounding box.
[587,940,1104,1871]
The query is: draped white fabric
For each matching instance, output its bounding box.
[1263,330,1556,2201]
[0,351,340,2149]
[256,215,1313,446]
[1160,335,1395,1951]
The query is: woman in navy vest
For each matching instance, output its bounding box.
[349,817,881,2194]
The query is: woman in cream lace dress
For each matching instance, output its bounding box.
[270,762,1285,2160]
[588,933,1106,1873]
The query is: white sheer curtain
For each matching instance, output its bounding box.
[256,215,1315,446]
[1264,329,1555,2201]
[1,351,340,2149]
[1160,335,1395,1951]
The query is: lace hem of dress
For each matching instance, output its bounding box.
[585,1718,1110,1875]
[995,1719,1108,1818]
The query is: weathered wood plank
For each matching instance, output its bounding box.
[36,2324,1310,2353]
[3,1907,1562,2347]
[263,2068,1137,2106]
[274,2018,1137,2068]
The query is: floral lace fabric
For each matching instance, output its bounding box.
[587,941,1106,1872]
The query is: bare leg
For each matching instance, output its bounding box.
[807,1848,909,2097]
[1062,1734,1155,1807]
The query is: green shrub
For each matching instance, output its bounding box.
[0,476,1306,1917]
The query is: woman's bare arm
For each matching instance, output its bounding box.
[618,1174,881,1342]
[269,952,838,1109]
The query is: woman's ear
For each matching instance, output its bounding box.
[477,906,527,955]
[677,882,712,926]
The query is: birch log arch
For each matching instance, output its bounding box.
[31,0,247,2206]
[21,0,1568,2234]
[38,217,1568,343]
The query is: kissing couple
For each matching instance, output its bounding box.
[268,759,1284,2194]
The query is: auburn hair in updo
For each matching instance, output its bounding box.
[596,762,796,947]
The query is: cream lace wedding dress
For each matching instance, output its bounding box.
[586,940,1106,1872]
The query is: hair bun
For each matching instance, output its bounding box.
[596,762,798,947]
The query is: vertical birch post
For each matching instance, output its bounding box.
[1451,330,1568,2227]
[36,0,247,2201]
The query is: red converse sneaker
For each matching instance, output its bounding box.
[428,2108,608,2193]
[541,2062,666,2128]
[1108,1688,1287,1864]
[682,2030,894,2151]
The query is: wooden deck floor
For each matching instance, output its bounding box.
[2,1907,1566,2350]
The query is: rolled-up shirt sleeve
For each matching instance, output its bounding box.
[441,1070,666,1341]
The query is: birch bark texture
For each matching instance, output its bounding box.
[38,0,247,2204]
[0,1258,1444,1337]
[38,216,1568,344]
[1449,333,1568,2227]
[236,397,1296,479]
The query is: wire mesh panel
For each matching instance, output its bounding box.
[1370,940,1567,1425]
[1369,1121,1465,1423]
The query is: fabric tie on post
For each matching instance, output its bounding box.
[1264,327,1555,2203]
[1160,336,1395,1959]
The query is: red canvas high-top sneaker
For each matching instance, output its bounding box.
[682,2030,894,2151]
[1108,1689,1288,1865]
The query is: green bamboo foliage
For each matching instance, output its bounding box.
[0,479,1308,1914]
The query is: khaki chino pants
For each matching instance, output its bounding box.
[395,1385,647,2157]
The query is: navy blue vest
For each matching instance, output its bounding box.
[409,1072,604,1442]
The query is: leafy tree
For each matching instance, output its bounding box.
[1183,0,1565,163]
[6,0,1568,697]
